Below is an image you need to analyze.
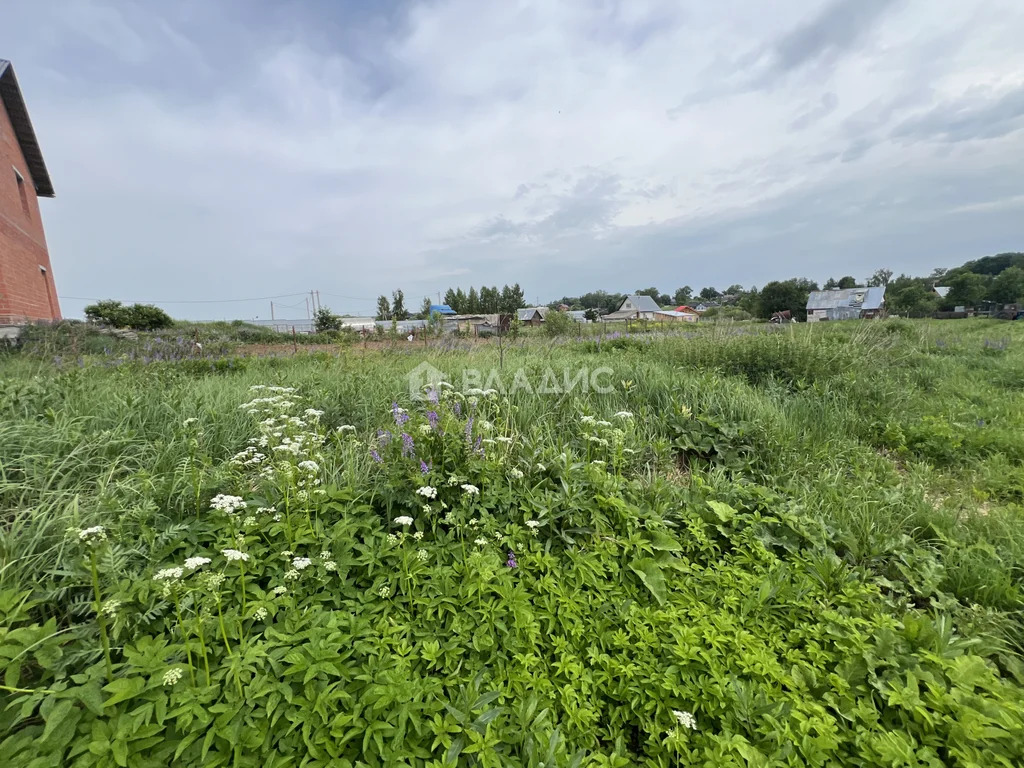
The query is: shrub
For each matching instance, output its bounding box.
[84,300,173,330]
[543,309,574,337]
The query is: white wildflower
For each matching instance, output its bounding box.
[378,584,391,598]
[298,460,319,473]
[320,550,331,560]
[210,494,247,514]
[336,425,356,433]
[478,420,492,431]
[387,533,400,545]
[257,507,276,515]
[495,436,513,444]
[423,504,432,513]
[253,607,268,621]
[184,556,211,570]
[474,538,488,546]
[272,586,288,596]
[509,468,524,479]
[580,415,597,426]
[292,557,312,570]
[417,549,428,562]
[323,560,337,571]
[394,516,414,526]
[154,567,184,582]
[77,525,106,542]
[415,486,437,499]
[243,516,256,527]
[460,484,479,496]
[596,420,612,427]
[614,411,634,420]
[100,599,121,617]
[281,550,293,557]
[304,408,324,418]
[526,520,541,529]
[418,424,433,435]
[413,531,424,540]
[535,463,546,471]
[672,710,697,731]
[183,417,199,427]
[284,569,300,581]
[221,549,249,562]
[469,518,479,526]
[162,668,184,686]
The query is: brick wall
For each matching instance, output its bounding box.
[0,97,59,322]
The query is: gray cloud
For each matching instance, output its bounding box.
[891,84,1024,144]
[1,0,1022,319]
[772,0,899,73]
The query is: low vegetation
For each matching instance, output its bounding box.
[1,320,1023,766]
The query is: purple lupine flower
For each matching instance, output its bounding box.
[427,410,439,429]
[392,402,410,427]
[452,401,462,416]
[377,429,392,446]
[506,550,518,569]
[465,417,474,443]
[370,449,383,463]
[401,432,415,457]
[426,387,439,404]
[474,436,483,455]
[420,460,430,474]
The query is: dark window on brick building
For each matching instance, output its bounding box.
[14,167,31,219]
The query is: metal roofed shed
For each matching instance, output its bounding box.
[429,304,456,315]
[806,286,886,322]
[0,60,53,197]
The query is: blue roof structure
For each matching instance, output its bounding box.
[429,304,456,315]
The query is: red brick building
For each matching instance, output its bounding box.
[0,59,59,323]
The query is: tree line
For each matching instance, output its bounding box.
[370,284,528,320]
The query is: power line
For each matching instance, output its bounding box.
[57,291,312,305]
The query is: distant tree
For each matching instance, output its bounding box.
[866,268,893,287]
[84,300,131,327]
[466,287,480,314]
[673,286,693,305]
[375,295,391,321]
[443,288,458,309]
[454,288,467,313]
[508,283,525,311]
[886,275,939,317]
[314,306,342,332]
[699,286,720,301]
[543,309,573,337]
[929,267,949,282]
[823,278,840,290]
[945,272,990,308]
[737,286,760,314]
[838,276,858,289]
[584,308,599,322]
[758,278,818,320]
[724,284,744,295]
[391,290,409,321]
[989,266,1024,304]
[418,296,433,319]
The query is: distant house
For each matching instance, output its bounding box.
[933,286,951,299]
[806,286,886,322]
[566,310,590,323]
[1,59,60,324]
[429,304,456,316]
[603,294,661,321]
[693,302,719,313]
[651,310,697,323]
[517,307,546,326]
[653,309,698,323]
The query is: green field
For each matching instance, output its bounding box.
[2,319,1024,766]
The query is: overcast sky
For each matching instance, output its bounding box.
[3,0,1024,319]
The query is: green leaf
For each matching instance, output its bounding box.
[647,530,682,552]
[629,558,667,605]
[707,501,737,522]
[102,678,145,708]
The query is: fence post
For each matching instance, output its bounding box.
[292,326,297,354]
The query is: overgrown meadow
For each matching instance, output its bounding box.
[2,319,1024,766]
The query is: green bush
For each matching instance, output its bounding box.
[84,300,174,331]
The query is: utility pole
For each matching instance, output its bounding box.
[315,290,321,312]
[271,301,275,320]
[305,296,310,319]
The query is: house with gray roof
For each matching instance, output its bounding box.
[806,286,886,322]
[602,294,662,321]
